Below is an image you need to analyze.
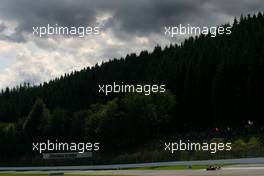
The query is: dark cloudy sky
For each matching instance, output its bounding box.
[0,0,263,88]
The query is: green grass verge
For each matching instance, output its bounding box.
[0,164,213,176]
[0,174,46,176]
[127,165,208,170]
[0,174,129,176]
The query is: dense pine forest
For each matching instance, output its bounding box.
[0,13,264,162]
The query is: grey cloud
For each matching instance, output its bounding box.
[0,23,7,33]
[107,0,264,38]
[0,32,26,43]
[0,0,97,42]
[0,0,264,89]
[0,22,26,42]
[0,0,96,26]
[0,0,264,43]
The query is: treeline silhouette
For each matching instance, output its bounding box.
[0,13,264,159]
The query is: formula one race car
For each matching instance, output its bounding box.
[206,165,221,171]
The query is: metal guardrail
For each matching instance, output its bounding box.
[43,152,92,159]
[0,157,264,171]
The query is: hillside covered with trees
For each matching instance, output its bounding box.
[0,13,264,164]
